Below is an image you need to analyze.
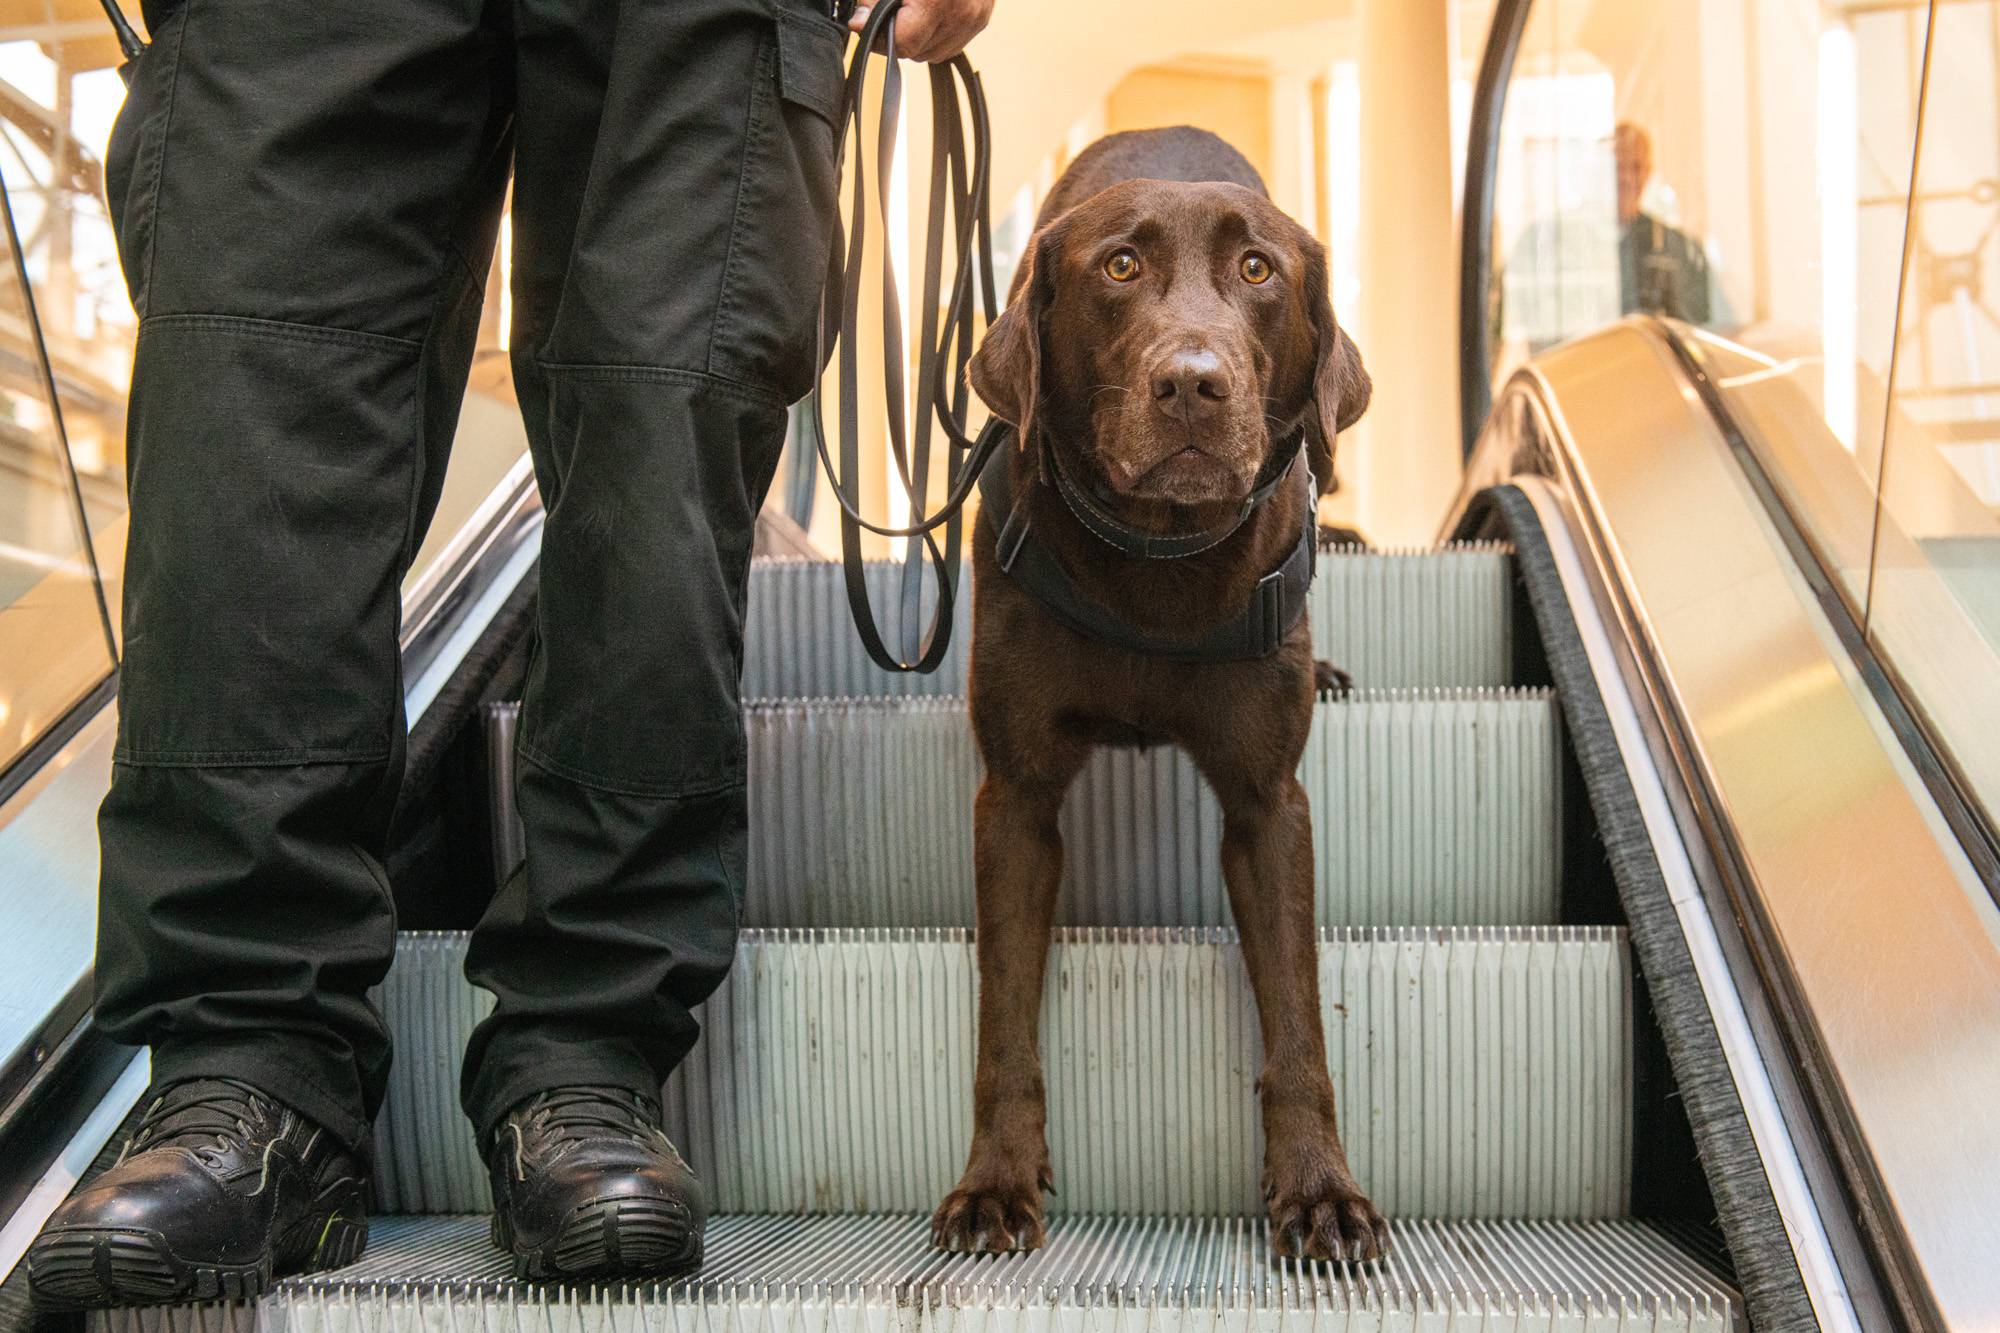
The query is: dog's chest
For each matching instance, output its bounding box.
[1055,704,1180,751]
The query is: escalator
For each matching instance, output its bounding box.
[29,311,1997,1333]
[82,533,1746,1333]
[0,242,1944,1330]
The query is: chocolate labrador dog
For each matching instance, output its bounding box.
[932,127,1384,1263]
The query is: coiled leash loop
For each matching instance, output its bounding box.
[808,0,1004,673]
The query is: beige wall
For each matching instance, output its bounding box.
[1105,62,1277,187]
[806,0,1486,552]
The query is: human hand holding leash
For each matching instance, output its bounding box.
[849,0,993,61]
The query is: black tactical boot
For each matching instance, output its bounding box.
[486,1086,706,1280]
[26,1077,368,1311]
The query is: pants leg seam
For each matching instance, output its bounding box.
[113,746,394,768]
[534,358,784,406]
[401,210,468,573]
[139,312,423,354]
[515,739,746,801]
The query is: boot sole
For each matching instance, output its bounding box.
[26,1180,369,1313]
[494,1195,703,1281]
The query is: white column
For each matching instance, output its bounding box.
[1349,0,1461,544]
[1268,71,1317,233]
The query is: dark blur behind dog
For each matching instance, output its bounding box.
[930,127,1385,1262]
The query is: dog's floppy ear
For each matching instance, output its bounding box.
[1300,236,1371,495]
[971,220,1066,452]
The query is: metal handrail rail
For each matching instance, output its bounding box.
[1456,0,1534,459]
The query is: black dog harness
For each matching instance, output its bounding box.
[977,425,1318,663]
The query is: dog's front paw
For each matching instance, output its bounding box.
[931,1169,1051,1253]
[1264,1160,1388,1263]
[1314,659,1354,698]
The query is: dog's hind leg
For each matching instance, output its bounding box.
[1313,659,1354,697]
[931,754,1084,1254]
[1198,755,1389,1263]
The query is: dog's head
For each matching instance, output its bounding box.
[971,178,1369,508]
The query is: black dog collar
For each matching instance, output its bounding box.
[978,428,1317,663]
[1044,424,1308,561]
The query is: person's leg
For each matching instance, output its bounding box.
[94,0,513,1148]
[41,0,516,1304]
[465,0,843,1130]
[457,0,843,1273]
[30,7,512,1296]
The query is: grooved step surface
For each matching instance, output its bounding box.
[86,1214,1740,1333]
[742,546,1515,700]
[744,690,1561,928]
[371,929,1631,1221]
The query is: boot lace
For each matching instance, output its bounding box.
[505,1086,667,1176]
[121,1078,274,1164]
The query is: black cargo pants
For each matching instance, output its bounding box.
[92,0,843,1153]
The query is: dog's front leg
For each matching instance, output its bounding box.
[1217,774,1389,1263]
[931,769,1075,1253]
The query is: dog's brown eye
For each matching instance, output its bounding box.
[1241,253,1273,284]
[1104,249,1140,283]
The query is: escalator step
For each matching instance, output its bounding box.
[86,1214,1741,1333]
[370,928,1632,1221]
[744,689,1561,927]
[743,545,1516,700]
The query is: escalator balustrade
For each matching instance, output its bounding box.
[82,542,1742,1333]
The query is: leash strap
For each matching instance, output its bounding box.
[100,0,145,63]
[980,440,1318,663]
[806,0,1004,674]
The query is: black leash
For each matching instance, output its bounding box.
[808,0,1005,674]
[800,0,1008,668]
[100,1,146,66]
[810,3,1315,670]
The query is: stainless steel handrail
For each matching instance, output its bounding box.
[1455,0,1533,459]
[1450,316,2000,1333]
[400,450,543,727]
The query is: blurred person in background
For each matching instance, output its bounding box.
[1615,122,1727,326]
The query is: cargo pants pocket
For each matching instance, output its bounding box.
[707,3,845,402]
[103,2,190,317]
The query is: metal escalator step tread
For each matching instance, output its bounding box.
[370,928,1632,1221]
[744,544,1516,700]
[744,688,1562,927]
[87,1214,1740,1333]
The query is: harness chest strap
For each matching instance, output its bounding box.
[976,434,1318,664]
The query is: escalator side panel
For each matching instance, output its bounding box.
[1464,484,1816,1333]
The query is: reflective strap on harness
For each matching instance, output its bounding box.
[980,436,1317,663]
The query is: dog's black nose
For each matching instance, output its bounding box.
[1150,349,1231,420]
